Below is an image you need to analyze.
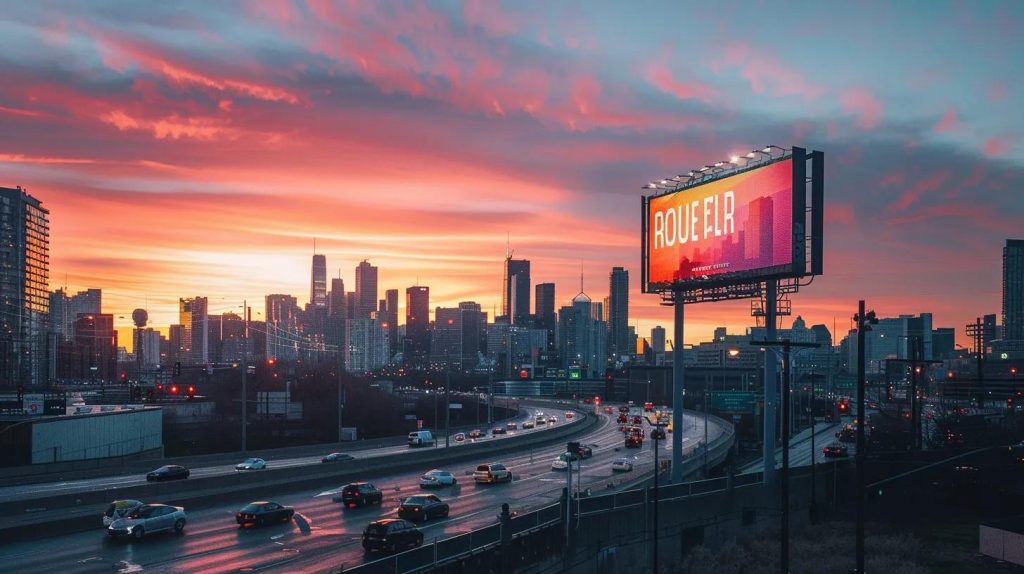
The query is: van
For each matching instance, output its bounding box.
[408,430,434,447]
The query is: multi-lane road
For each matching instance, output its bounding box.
[740,417,856,473]
[0,405,727,573]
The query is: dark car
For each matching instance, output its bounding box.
[506,421,518,430]
[577,445,594,458]
[823,443,849,458]
[491,427,507,435]
[236,501,295,527]
[625,433,642,448]
[322,452,354,463]
[651,427,667,440]
[146,465,190,482]
[334,482,384,507]
[617,414,628,424]
[397,494,449,522]
[632,415,643,425]
[618,405,630,413]
[362,519,423,554]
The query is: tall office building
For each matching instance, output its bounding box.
[557,290,608,379]
[384,289,399,357]
[608,267,629,361]
[49,288,101,340]
[310,254,327,309]
[179,297,208,365]
[651,326,666,356]
[432,307,462,364]
[71,313,117,381]
[534,283,556,359]
[0,187,49,387]
[265,294,300,362]
[405,286,430,364]
[327,278,347,367]
[1004,239,1024,341]
[355,260,378,320]
[503,258,530,325]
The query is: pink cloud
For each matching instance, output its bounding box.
[892,170,951,211]
[984,137,1009,156]
[645,64,718,102]
[825,203,855,225]
[879,172,905,187]
[712,43,826,100]
[933,107,958,132]
[840,89,883,129]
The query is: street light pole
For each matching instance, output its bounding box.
[241,300,248,454]
[652,424,662,574]
[445,357,451,449]
[854,300,877,574]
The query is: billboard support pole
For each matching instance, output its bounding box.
[763,281,778,491]
[671,293,685,483]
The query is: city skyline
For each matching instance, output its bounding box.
[1,2,1022,349]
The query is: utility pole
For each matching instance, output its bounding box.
[445,356,451,448]
[751,338,820,574]
[241,300,248,454]
[854,300,877,574]
[966,317,985,406]
[652,425,663,574]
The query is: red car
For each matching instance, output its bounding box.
[632,416,643,425]
[617,414,628,424]
[823,443,849,458]
[604,406,614,414]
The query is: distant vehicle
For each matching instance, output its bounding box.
[583,398,593,404]
[535,415,547,426]
[453,432,466,442]
[617,414,628,424]
[522,420,535,429]
[644,402,654,412]
[651,427,667,440]
[625,433,643,448]
[398,494,449,522]
[362,519,423,554]
[236,457,266,471]
[146,465,189,482]
[322,452,354,463]
[823,443,849,458]
[408,430,434,447]
[235,501,294,527]
[577,444,594,458]
[548,416,558,424]
[334,482,383,507]
[623,425,645,438]
[551,452,579,471]
[604,406,614,414]
[419,469,457,488]
[836,426,856,443]
[107,503,186,540]
[468,429,482,439]
[611,458,634,472]
[492,427,507,435]
[632,415,643,425]
[619,405,630,414]
[103,500,144,527]
[564,411,574,420]
[506,421,518,430]
[474,463,513,484]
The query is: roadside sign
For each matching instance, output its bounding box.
[449,403,463,410]
[712,391,756,413]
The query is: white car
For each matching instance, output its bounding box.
[551,453,579,471]
[611,458,634,472]
[107,504,187,540]
[103,500,144,527]
[419,469,458,488]
[236,457,266,471]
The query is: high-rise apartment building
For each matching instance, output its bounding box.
[71,313,117,381]
[0,187,49,387]
[608,267,629,361]
[405,286,430,363]
[384,289,399,357]
[503,258,530,325]
[179,297,208,365]
[311,254,327,309]
[265,294,299,362]
[355,260,378,320]
[49,288,101,340]
[1004,239,1024,341]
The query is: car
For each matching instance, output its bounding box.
[564,411,574,419]
[146,465,190,482]
[644,402,654,412]
[577,445,594,458]
[474,463,513,484]
[322,452,355,463]
[506,422,518,430]
[632,416,643,425]
[837,427,856,443]
[107,503,187,540]
[362,519,423,554]
[103,500,144,527]
[453,433,466,442]
[419,469,457,488]
[236,457,266,471]
[408,430,434,447]
[334,482,384,507]
[604,406,614,414]
[823,443,849,458]
[611,458,634,472]
[398,494,450,522]
[651,427,667,440]
[551,452,579,471]
[522,420,535,429]
[235,501,294,527]
[583,398,593,405]
[619,405,630,413]
[617,414,628,424]
[468,429,483,439]
[492,427,507,435]
[548,416,558,424]
[535,416,547,426]
[625,434,643,448]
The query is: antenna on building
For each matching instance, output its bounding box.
[580,260,584,295]
[313,237,316,254]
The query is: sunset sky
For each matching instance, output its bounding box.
[1,1,1022,350]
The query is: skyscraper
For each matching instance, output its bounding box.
[608,267,629,361]
[265,294,299,362]
[384,289,399,357]
[72,313,117,381]
[405,286,430,364]
[503,258,530,325]
[534,283,556,359]
[1004,239,1024,341]
[558,290,608,379]
[651,326,666,356]
[0,186,49,387]
[49,288,101,340]
[327,278,347,369]
[179,297,208,365]
[310,254,327,309]
[355,260,378,320]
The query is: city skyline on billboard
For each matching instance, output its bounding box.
[644,158,795,291]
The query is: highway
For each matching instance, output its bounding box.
[0,406,727,573]
[0,405,552,504]
[740,417,856,473]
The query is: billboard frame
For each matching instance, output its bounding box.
[641,146,823,302]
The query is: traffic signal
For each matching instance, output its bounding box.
[169,384,180,395]
[120,372,128,383]
[156,383,164,394]
[187,385,196,400]
[1008,397,1014,409]
[17,385,24,401]
[173,362,182,376]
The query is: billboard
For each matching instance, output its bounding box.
[643,154,816,292]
